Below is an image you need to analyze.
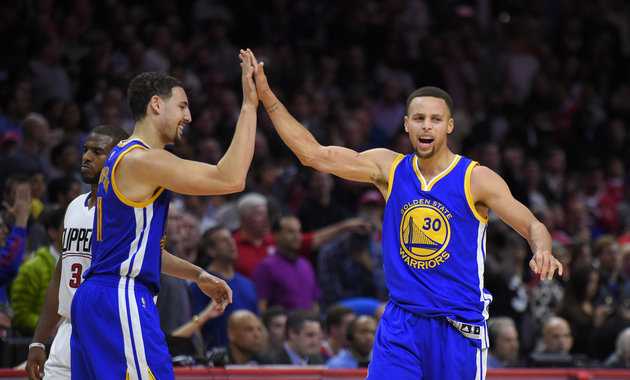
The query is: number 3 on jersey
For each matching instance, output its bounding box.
[69,263,84,288]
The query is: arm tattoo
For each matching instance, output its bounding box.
[266,102,280,114]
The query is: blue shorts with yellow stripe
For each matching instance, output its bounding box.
[71,274,174,380]
[368,302,488,380]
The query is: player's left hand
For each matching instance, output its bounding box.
[529,250,563,281]
[197,272,233,312]
[25,345,46,380]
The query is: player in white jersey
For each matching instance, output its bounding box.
[26,124,130,380]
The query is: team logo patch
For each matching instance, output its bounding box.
[399,199,452,269]
[99,166,110,194]
[141,297,146,308]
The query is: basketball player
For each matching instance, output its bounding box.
[247,50,563,379]
[26,124,129,380]
[70,49,258,379]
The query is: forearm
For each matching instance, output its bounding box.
[214,104,257,191]
[260,89,321,165]
[312,220,354,249]
[161,250,204,282]
[527,220,552,254]
[31,262,62,343]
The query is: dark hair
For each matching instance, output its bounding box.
[406,86,453,117]
[127,72,184,122]
[261,305,287,329]
[325,304,355,333]
[39,205,66,231]
[285,309,321,338]
[50,140,75,167]
[194,224,228,267]
[47,176,79,204]
[90,124,129,145]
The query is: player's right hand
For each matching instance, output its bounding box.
[239,48,258,108]
[25,346,46,380]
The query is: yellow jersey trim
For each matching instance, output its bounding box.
[111,141,165,208]
[465,161,487,223]
[386,154,405,202]
[413,155,461,191]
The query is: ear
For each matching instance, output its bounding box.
[403,115,409,133]
[447,118,454,134]
[149,95,161,115]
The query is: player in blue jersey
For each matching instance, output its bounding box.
[70,49,259,380]
[246,50,563,379]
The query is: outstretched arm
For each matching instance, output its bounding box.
[471,165,563,280]
[161,250,232,312]
[117,49,258,198]
[249,50,398,195]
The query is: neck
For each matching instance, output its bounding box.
[240,229,264,246]
[88,186,98,209]
[229,343,252,364]
[129,120,165,149]
[208,261,234,279]
[328,337,343,355]
[349,346,369,362]
[415,150,456,179]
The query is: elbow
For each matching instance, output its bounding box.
[224,178,246,193]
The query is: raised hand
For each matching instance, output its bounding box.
[239,48,258,108]
[247,50,270,98]
[3,183,31,227]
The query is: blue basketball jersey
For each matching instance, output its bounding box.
[383,154,492,326]
[86,139,171,295]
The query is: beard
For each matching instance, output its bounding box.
[173,131,183,147]
[82,171,100,184]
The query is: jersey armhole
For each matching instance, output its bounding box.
[111,144,165,208]
[385,154,405,202]
[465,161,488,224]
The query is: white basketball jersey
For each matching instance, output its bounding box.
[58,193,94,319]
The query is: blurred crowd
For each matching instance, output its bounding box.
[1,0,630,369]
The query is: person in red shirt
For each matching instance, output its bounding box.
[233,192,370,278]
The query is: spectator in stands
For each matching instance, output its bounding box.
[298,170,349,232]
[604,327,630,368]
[320,305,355,361]
[46,176,81,209]
[261,306,287,354]
[0,182,30,304]
[326,315,377,368]
[206,309,272,366]
[271,309,324,365]
[234,192,369,278]
[0,113,51,198]
[539,317,574,355]
[0,302,12,340]
[557,264,610,357]
[253,216,322,313]
[10,206,65,337]
[487,317,521,368]
[317,190,387,308]
[190,225,259,349]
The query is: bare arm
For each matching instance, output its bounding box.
[161,250,232,312]
[170,301,223,338]
[249,50,397,195]
[26,260,62,380]
[116,49,258,199]
[311,218,371,250]
[470,166,563,280]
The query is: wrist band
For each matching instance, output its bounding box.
[192,315,200,324]
[29,342,46,350]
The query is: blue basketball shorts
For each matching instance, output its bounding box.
[367,302,488,380]
[70,274,174,380]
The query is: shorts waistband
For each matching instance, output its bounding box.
[84,274,155,295]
